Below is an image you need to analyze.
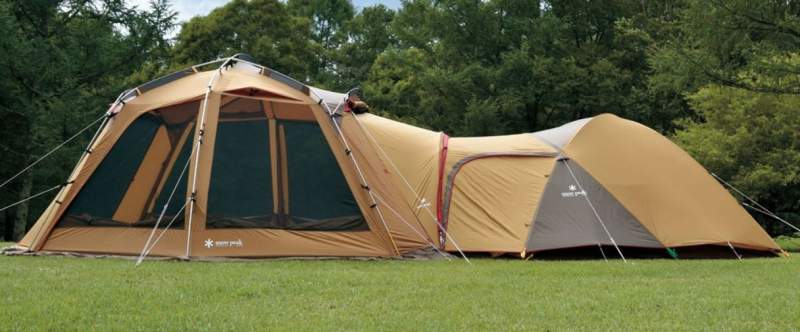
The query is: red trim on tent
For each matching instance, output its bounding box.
[436,133,449,248]
[439,152,556,249]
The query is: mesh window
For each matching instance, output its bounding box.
[282,121,366,231]
[206,119,273,228]
[59,110,196,228]
[150,125,195,221]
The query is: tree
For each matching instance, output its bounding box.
[172,0,315,79]
[363,0,682,135]
[0,0,175,240]
[651,0,800,234]
[674,84,800,235]
[333,4,396,90]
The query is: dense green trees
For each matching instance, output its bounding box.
[0,0,798,240]
[0,0,174,240]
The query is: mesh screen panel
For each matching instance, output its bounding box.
[59,111,197,228]
[151,125,195,219]
[60,114,161,226]
[207,119,273,227]
[282,121,363,223]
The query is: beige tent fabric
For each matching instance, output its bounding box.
[19,66,432,258]
[186,92,221,239]
[444,156,556,253]
[563,114,780,251]
[352,114,443,237]
[112,125,172,223]
[445,134,556,170]
[339,114,433,253]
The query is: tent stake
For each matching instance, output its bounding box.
[727,241,742,260]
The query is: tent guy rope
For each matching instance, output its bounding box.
[353,114,471,263]
[711,173,800,233]
[0,113,107,191]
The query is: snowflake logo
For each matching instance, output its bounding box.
[568,185,577,191]
[204,238,214,249]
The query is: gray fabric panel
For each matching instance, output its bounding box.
[137,69,194,93]
[264,68,310,94]
[532,118,593,149]
[525,159,662,251]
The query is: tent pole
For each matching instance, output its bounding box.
[727,241,742,260]
[563,160,627,263]
[26,90,127,250]
[184,57,234,259]
[598,244,608,261]
[371,192,452,260]
[136,154,192,265]
[138,201,189,263]
[309,93,401,256]
[352,115,472,263]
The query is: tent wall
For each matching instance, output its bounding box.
[351,114,443,238]
[441,155,556,253]
[525,159,663,252]
[562,114,780,252]
[338,115,433,253]
[20,68,432,257]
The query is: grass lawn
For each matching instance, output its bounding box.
[776,235,800,252]
[1,242,799,331]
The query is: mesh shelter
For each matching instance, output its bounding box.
[18,57,431,258]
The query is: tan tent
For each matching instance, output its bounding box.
[357,112,783,258]
[16,55,781,259]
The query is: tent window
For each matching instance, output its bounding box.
[58,112,195,228]
[205,107,365,231]
[282,121,366,231]
[151,125,194,220]
[207,119,273,227]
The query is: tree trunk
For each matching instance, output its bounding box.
[12,171,33,241]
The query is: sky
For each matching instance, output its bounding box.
[129,0,402,24]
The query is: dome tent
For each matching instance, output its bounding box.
[356,113,783,258]
[15,55,782,259]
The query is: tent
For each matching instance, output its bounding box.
[359,114,783,258]
[15,55,782,259]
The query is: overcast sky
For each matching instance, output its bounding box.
[129,0,402,24]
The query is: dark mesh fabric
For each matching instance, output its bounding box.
[207,119,273,226]
[204,116,365,231]
[152,125,194,218]
[61,114,160,225]
[59,111,197,228]
[282,121,363,224]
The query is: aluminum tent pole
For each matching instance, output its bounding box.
[184,57,234,259]
[312,96,401,255]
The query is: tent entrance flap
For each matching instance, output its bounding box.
[525,159,662,252]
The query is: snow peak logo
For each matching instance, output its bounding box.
[203,238,244,249]
[560,184,586,198]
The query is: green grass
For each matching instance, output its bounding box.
[775,235,800,252]
[1,242,799,331]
